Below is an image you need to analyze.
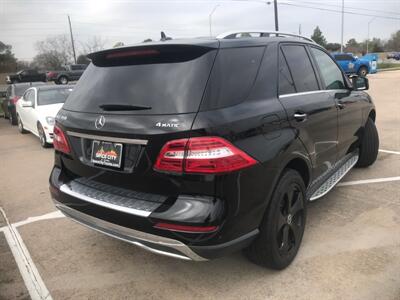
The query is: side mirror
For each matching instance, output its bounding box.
[22,100,33,108]
[351,75,369,91]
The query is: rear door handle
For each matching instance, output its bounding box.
[294,113,307,122]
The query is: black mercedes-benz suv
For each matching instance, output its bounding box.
[49,31,379,269]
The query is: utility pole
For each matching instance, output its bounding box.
[340,0,344,52]
[274,0,279,31]
[209,4,220,37]
[68,15,77,64]
[299,24,302,35]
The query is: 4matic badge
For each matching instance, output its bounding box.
[155,122,179,128]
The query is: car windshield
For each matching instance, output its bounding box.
[38,88,73,105]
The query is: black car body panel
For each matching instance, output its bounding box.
[50,37,376,260]
[6,69,46,84]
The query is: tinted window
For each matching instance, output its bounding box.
[334,54,353,61]
[200,47,265,110]
[281,45,319,93]
[63,51,216,114]
[71,65,86,70]
[38,88,73,106]
[311,47,345,90]
[279,49,296,95]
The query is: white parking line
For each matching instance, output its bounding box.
[0,208,53,300]
[337,176,400,187]
[13,210,64,228]
[379,149,400,155]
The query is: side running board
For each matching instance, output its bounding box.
[308,152,359,201]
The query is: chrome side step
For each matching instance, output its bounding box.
[309,153,359,201]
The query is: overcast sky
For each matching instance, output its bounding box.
[1,0,399,61]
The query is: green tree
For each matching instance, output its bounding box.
[311,26,327,47]
[77,54,90,65]
[325,43,341,52]
[385,30,400,51]
[0,41,17,72]
[345,38,361,53]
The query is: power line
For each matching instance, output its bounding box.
[293,0,400,16]
[280,1,400,21]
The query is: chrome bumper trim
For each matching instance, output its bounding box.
[66,131,148,145]
[54,201,207,261]
[60,184,152,217]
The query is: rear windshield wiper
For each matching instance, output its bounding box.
[99,104,152,111]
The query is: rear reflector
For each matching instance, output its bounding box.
[154,222,218,233]
[106,49,159,59]
[53,125,71,154]
[154,137,257,174]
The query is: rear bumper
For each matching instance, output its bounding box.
[49,167,259,260]
[54,200,207,261]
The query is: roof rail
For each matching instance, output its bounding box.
[216,30,315,43]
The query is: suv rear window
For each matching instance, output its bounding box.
[63,50,216,115]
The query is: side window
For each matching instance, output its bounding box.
[311,47,346,90]
[24,90,35,106]
[200,47,265,110]
[279,49,296,95]
[281,45,319,92]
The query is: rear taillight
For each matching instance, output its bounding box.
[53,125,71,154]
[154,137,257,174]
[11,96,20,105]
[154,222,218,233]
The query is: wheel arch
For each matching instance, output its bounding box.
[284,157,311,188]
[368,109,376,122]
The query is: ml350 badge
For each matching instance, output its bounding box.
[91,140,123,168]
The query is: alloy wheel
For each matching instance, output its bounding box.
[39,126,46,146]
[276,183,305,257]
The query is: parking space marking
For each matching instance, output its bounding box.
[337,176,400,187]
[13,210,64,228]
[379,149,400,155]
[0,208,52,300]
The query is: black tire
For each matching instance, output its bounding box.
[358,66,368,77]
[9,112,17,125]
[245,169,307,269]
[38,123,51,148]
[17,115,28,134]
[356,117,379,168]
[58,76,68,85]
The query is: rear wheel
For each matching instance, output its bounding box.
[245,169,307,269]
[17,115,28,134]
[356,117,379,167]
[38,123,50,148]
[58,76,68,85]
[358,66,368,77]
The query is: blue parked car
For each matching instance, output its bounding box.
[332,53,371,77]
[360,53,378,74]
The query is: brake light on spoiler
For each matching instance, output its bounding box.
[154,137,257,174]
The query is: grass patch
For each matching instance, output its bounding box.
[378,63,400,69]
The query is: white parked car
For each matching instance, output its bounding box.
[16,85,74,147]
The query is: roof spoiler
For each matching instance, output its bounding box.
[88,43,218,67]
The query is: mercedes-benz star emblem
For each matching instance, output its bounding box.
[95,115,106,129]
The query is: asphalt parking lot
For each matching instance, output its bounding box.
[1,71,399,300]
